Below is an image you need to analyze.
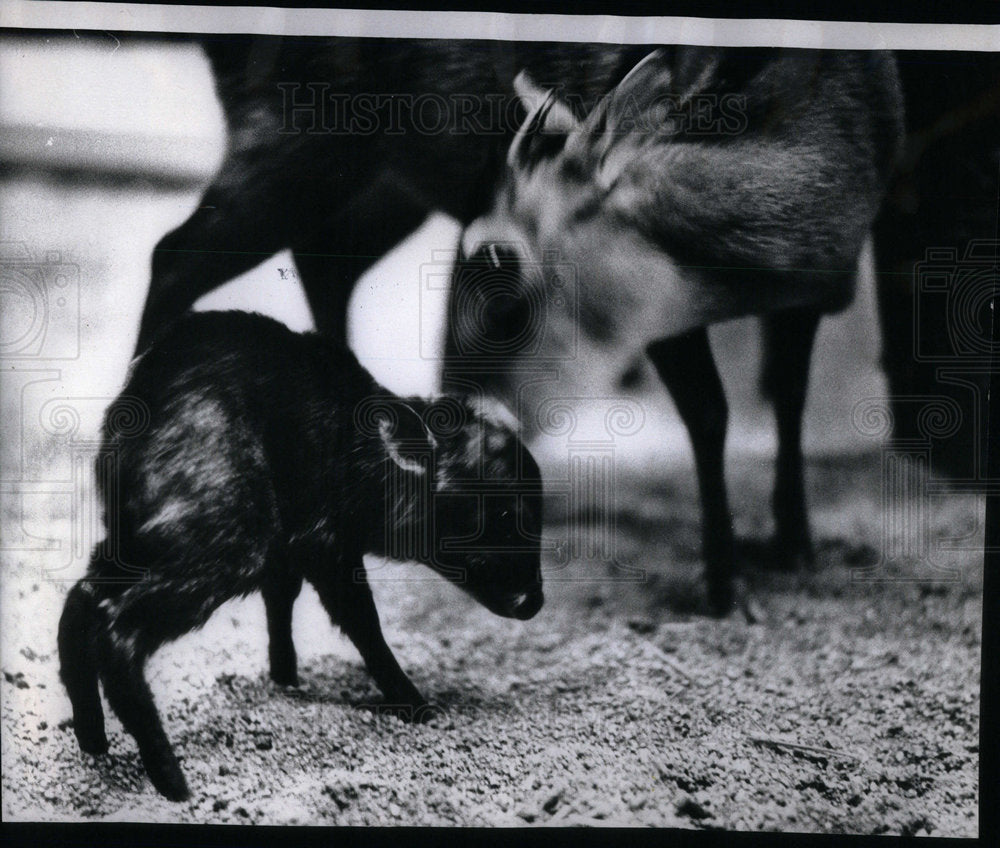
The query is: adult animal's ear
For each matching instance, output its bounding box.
[566,49,680,189]
[513,71,579,134]
[507,71,580,173]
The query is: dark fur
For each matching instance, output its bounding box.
[137,38,653,350]
[59,310,543,801]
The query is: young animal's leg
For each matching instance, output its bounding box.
[292,181,430,343]
[307,551,428,717]
[262,562,303,687]
[58,578,107,755]
[94,613,188,801]
[761,308,823,569]
[647,328,736,616]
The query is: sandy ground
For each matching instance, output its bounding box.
[2,446,983,832]
[0,148,984,832]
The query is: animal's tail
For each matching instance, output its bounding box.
[58,577,108,754]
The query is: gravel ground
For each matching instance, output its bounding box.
[2,454,982,833]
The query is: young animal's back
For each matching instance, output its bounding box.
[96,313,380,612]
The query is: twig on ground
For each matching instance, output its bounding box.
[633,636,695,683]
[749,734,858,762]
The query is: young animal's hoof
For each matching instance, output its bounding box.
[73,719,108,757]
[76,726,109,756]
[374,700,440,724]
[142,749,190,802]
[411,702,444,725]
[150,769,190,802]
[269,668,299,688]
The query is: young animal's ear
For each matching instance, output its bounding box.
[378,402,435,475]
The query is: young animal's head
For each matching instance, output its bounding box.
[362,394,543,620]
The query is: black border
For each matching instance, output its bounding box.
[1,2,995,846]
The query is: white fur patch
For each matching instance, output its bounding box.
[379,418,429,475]
[138,497,197,534]
[468,397,521,433]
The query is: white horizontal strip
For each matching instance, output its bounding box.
[0,2,997,51]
